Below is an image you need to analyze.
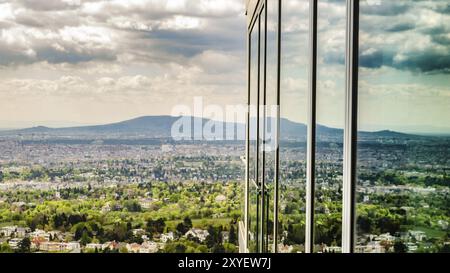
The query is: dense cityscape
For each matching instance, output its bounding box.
[0,130,448,253]
[0,137,243,253]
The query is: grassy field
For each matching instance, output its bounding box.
[0,222,15,228]
[405,225,447,239]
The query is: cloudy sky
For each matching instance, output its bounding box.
[358,0,450,134]
[278,0,450,134]
[0,0,449,134]
[0,0,246,128]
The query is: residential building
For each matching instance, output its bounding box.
[185,228,209,242]
[160,232,175,243]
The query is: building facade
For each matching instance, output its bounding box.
[241,0,450,253]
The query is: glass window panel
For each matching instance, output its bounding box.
[248,182,260,252]
[357,0,450,253]
[258,7,267,252]
[248,15,259,253]
[314,0,345,253]
[278,0,309,253]
[264,0,279,253]
[249,20,259,186]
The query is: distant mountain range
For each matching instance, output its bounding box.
[0,115,419,141]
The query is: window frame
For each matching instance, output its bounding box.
[244,0,360,254]
[342,0,359,254]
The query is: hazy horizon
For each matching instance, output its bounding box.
[1,113,450,136]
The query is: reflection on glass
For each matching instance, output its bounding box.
[357,0,450,253]
[248,17,259,252]
[314,0,345,253]
[264,0,279,253]
[258,7,267,252]
[249,184,259,252]
[249,22,258,186]
[278,0,309,253]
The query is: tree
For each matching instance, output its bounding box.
[80,231,92,246]
[393,240,408,253]
[229,225,237,244]
[212,244,226,253]
[68,214,86,226]
[29,213,49,231]
[183,217,193,230]
[119,246,129,253]
[205,225,222,249]
[107,223,130,242]
[17,237,31,253]
[53,213,67,229]
[223,243,238,253]
[0,242,13,253]
[438,243,450,253]
[285,223,305,245]
[146,218,166,236]
[124,200,142,212]
[175,244,187,253]
[176,222,188,235]
[74,224,90,240]
[357,215,372,234]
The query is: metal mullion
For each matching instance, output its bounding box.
[254,11,261,254]
[305,0,318,254]
[246,13,259,253]
[247,0,262,30]
[251,179,259,189]
[260,2,268,253]
[245,29,251,253]
[273,0,281,254]
[342,0,359,254]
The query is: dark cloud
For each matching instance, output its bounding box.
[0,49,33,66]
[146,28,243,59]
[358,47,450,74]
[421,26,449,36]
[17,0,81,11]
[35,47,117,64]
[356,0,450,74]
[443,4,450,14]
[432,34,450,46]
[360,2,410,16]
[431,2,450,15]
[359,49,392,69]
[386,22,416,32]
[394,52,450,74]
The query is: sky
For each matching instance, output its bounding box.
[0,0,449,134]
[0,0,247,128]
[278,0,450,134]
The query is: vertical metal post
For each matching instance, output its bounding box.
[342,0,359,254]
[305,0,317,254]
[245,26,251,254]
[273,0,282,254]
[255,9,261,253]
[259,4,267,253]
